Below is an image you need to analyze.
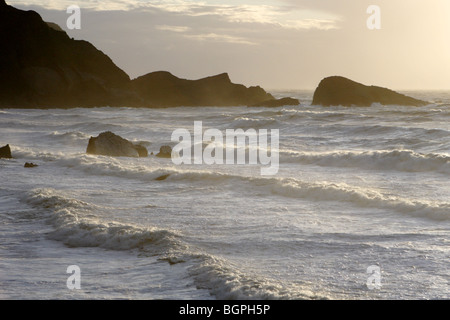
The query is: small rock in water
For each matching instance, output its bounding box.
[155,174,170,181]
[24,162,38,168]
[0,144,12,158]
[86,131,148,158]
[249,97,300,107]
[134,144,149,157]
[156,146,172,158]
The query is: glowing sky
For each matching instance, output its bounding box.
[7,0,450,90]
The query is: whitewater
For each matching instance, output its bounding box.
[0,90,449,299]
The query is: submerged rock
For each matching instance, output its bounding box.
[249,97,300,107]
[24,162,38,168]
[0,144,12,158]
[155,146,172,158]
[86,131,148,158]
[155,174,171,181]
[312,76,429,107]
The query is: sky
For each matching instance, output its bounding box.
[7,0,450,90]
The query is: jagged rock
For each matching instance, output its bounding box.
[249,97,300,107]
[155,146,173,158]
[131,72,274,107]
[86,131,148,158]
[0,144,12,158]
[24,162,38,168]
[312,76,428,107]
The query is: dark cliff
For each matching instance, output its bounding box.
[0,1,277,108]
[0,1,139,108]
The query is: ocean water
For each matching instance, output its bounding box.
[0,91,449,300]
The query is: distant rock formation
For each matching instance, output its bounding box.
[0,2,281,108]
[132,72,274,107]
[312,76,429,107]
[0,144,12,158]
[249,97,300,107]
[155,146,173,158]
[86,132,148,158]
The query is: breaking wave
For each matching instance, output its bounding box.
[24,188,182,253]
[34,155,450,221]
[280,149,450,173]
[47,131,91,144]
[23,188,322,300]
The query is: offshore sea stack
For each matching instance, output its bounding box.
[131,71,274,107]
[312,76,429,107]
[86,132,148,158]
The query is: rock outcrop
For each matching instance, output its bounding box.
[0,144,12,158]
[24,162,38,168]
[0,1,139,108]
[249,97,300,107]
[0,2,281,108]
[312,76,428,107]
[155,146,173,158]
[131,72,274,107]
[133,144,149,157]
[86,132,148,158]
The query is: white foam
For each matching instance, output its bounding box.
[280,149,450,173]
[33,155,450,221]
[25,188,182,252]
[271,179,450,221]
[187,253,324,300]
[23,188,326,300]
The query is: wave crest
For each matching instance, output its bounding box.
[24,188,182,252]
[281,149,450,173]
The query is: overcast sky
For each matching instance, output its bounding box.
[8,0,450,90]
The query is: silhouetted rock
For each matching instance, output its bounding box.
[0,2,291,108]
[312,76,428,107]
[0,144,12,158]
[155,146,173,158]
[24,162,38,168]
[0,2,139,108]
[131,72,274,107]
[249,97,300,107]
[86,131,148,157]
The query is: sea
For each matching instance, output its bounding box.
[0,90,449,300]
